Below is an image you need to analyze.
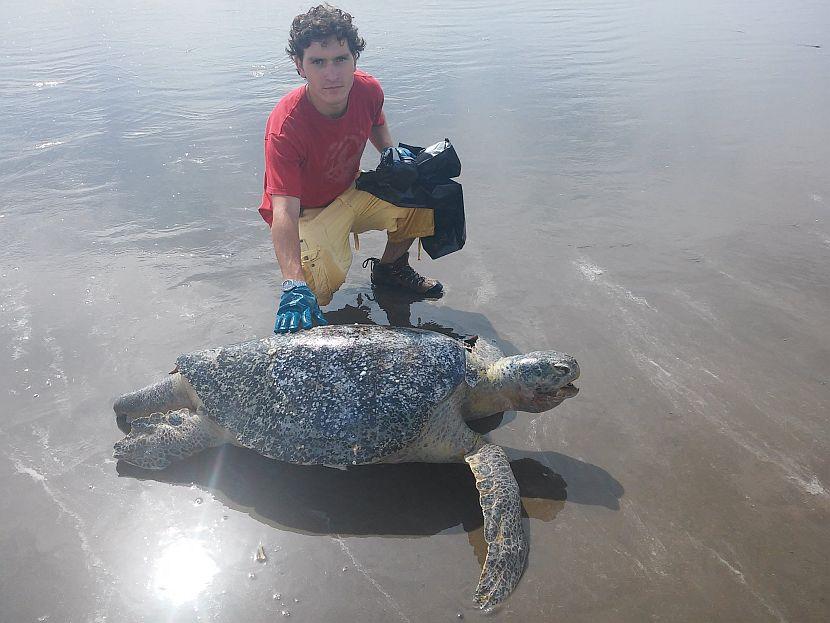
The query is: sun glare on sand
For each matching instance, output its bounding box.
[152,538,219,604]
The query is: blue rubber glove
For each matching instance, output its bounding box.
[274,285,328,334]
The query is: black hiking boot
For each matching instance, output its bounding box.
[362,252,444,298]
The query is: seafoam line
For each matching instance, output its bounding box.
[333,535,412,623]
[462,247,497,306]
[34,80,64,89]
[11,456,98,563]
[620,498,669,576]
[574,257,828,499]
[35,141,66,150]
[9,453,114,620]
[685,532,788,623]
[574,260,656,310]
[0,281,32,359]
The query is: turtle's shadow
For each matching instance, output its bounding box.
[116,445,622,537]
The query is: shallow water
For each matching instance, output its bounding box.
[1,0,829,621]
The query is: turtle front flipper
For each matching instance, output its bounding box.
[465,443,528,609]
[113,409,232,470]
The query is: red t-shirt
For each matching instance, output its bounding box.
[258,70,386,225]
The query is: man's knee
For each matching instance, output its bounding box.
[388,207,434,242]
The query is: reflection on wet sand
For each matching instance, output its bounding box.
[325,289,517,352]
[152,537,219,604]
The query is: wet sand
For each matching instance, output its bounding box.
[2,0,829,621]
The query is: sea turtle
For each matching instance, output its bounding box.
[113,325,579,608]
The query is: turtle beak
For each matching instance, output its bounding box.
[554,383,579,399]
[556,359,580,384]
[537,382,579,402]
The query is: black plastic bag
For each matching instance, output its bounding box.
[375,146,418,191]
[401,138,461,179]
[420,179,465,260]
[356,138,466,259]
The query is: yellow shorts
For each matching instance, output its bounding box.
[299,187,434,306]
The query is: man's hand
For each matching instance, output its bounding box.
[274,285,328,333]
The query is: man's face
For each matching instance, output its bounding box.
[295,37,357,118]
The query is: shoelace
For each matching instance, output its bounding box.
[361,256,425,286]
[393,262,426,286]
[363,257,426,286]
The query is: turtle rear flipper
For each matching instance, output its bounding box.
[113,409,231,470]
[114,373,196,433]
[465,443,528,609]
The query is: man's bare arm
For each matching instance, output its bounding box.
[269,194,304,281]
[369,119,394,152]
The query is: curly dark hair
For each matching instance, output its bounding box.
[286,4,366,61]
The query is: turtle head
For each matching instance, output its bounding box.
[465,351,579,419]
[503,351,580,412]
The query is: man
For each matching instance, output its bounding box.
[259,4,443,334]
